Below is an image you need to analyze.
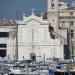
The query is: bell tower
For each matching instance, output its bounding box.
[48,0,59,11]
[47,0,59,32]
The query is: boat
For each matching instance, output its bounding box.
[8,62,39,75]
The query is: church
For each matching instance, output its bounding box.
[15,11,64,61]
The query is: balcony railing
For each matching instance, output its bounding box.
[59,16,75,19]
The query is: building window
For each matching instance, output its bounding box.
[70,12,73,16]
[62,21,65,26]
[0,49,6,57]
[0,32,9,37]
[0,44,6,48]
[67,4,69,7]
[71,30,74,38]
[53,19,54,22]
[51,0,54,7]
[51,3,54,7]
[70,21,74,26]
[0,44,7,57]
[58,4,62,7]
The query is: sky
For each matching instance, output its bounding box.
[0,0,72,19]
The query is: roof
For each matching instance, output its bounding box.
[63,7,75,10]
[59,16,75,19]
[0,19,16,26]
[34,12,47,19]
[17,12,49,25]
[43,13,47,19]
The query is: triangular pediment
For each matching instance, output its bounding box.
[17,14,49,25]
[24,18,43,24]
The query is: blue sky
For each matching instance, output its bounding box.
[0,0,72,19]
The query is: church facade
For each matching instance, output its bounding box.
[17,12,64,61]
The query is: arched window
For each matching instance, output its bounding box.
[51,0,54,7]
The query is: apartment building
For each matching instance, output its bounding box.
[47,0,75,59]
[0,19,17,60]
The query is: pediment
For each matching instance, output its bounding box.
[17,14,49,25]
[24,18,43,25]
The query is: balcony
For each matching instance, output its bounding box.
[59,16,75,19]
